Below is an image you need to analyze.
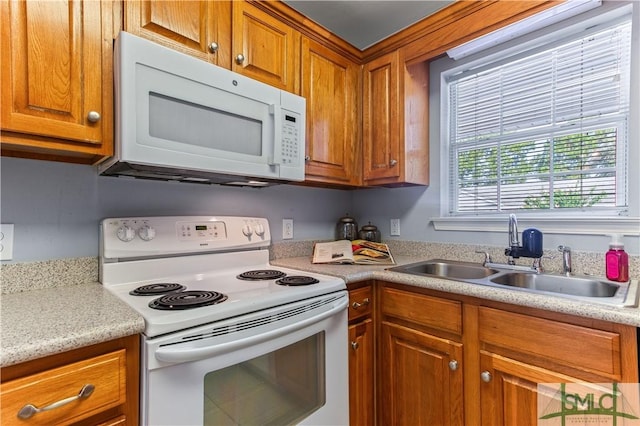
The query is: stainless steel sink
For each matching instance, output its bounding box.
[388,259,499,280]
[490,273,619,298]
[387,259,638,307]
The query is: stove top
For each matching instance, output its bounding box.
[100,216,346,338]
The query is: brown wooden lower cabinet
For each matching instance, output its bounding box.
[379,321,464,425]
[0,335,139,426]
[348,282,375,425]
[479,352,583,426]
[349,318,375,426]
[368,281,639,426]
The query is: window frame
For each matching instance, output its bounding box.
[433,2,639,236]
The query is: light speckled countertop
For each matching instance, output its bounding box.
[1,283,144,367]
[1,258,145,367]
[271,255,640,327]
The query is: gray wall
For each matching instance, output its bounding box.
[0,157,352,262]
[2,150,637,265]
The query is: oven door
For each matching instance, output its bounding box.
[142,292,349,426]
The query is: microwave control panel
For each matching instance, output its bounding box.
[280,112,301,165]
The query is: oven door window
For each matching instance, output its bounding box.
[204,332,326,425]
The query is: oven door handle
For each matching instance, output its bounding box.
[154,296,348,363]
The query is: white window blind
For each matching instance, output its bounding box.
[447,20,631,215]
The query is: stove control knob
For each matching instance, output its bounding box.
[242,224,253,237]
[116,225,136,242]
[254,224,265,236]
[138,225,156,241]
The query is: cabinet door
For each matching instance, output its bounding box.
[479,351,591,426]
[363,51,400,183]
[379,321,464,426]
[349,319,374,426]
[232,2,299,93]
[1,0,113,162]
[302,37,361,186]
[124,0,231,68]
[363,52,429,187]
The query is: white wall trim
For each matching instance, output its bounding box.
[431,216,640,236]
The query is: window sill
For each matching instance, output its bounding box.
[431,216,640,236]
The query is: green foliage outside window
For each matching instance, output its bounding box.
[456,130,616,210]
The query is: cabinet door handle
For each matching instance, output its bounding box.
[17,384,95,419]
[87,111,101,123]
[235,54,245,64]
[351,298,370,309]
[351,341,359,350]
[480,371,492,383]
[449,360,459,371]
[389,159,398,166]
[208,42,219,53]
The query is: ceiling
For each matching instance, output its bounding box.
[282,1,456,50]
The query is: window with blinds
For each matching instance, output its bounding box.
[446,19,631,215]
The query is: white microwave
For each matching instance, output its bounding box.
[99,32,306,186]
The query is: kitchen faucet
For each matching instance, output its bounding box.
[504,213,543,261]
[558,245,572,275]
[479,214,545,273]
[506,214,520,264]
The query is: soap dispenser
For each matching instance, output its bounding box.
[605,234,629,282]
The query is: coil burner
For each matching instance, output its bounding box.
[149,291,228,310]
[130,283,186,296]
[237,270,287,281]
[275,276,320,286]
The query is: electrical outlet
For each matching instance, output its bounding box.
[390,219,400,236]
[0,224,14,260]
[282,219,294,239]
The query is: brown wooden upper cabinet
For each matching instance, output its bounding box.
[1,0,551,184]
[363,50,429,187]
[231,2,299,93]
[301,37,361,187]
[0,0,115,164]
[125,1,299,93]
[124,1,231,67]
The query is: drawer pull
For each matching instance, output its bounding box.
[351,298,370,310]
[17,384,95,419]
[351,341,359,350]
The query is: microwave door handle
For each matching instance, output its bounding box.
[267,104,281,166]
[154,296,348,364]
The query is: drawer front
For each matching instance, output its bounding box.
[349,286,373,322]
[479,307,622,377]
[1,350,127,426]
[381,287,462,336]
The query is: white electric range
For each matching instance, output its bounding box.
[100,216,349,425]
